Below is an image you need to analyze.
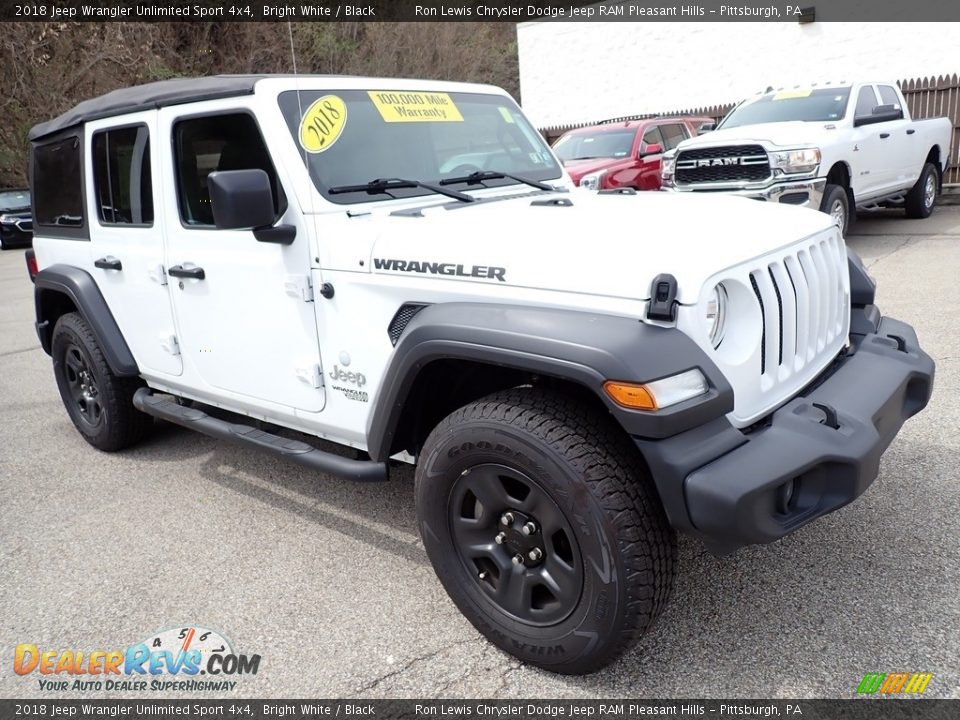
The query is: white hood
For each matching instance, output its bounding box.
[368,189,834,304]
[680,121,834,150]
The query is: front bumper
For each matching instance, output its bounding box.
[637,315,934,555]
[666,176,826,209]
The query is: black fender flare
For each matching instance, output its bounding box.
[365,303,734,462]
[34,264,139,377]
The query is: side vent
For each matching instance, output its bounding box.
[388,303,430,346]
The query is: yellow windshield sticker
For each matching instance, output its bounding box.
[368,91,464,122]
[299,95,347,153]
[773,88,813,100]
[498,106,516,123]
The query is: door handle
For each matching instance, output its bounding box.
[906,128,916,135]
[94,256,122,271]
[168,265,206,280]
[879,132,891,139]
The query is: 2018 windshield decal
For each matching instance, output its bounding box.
[373,258,506,282]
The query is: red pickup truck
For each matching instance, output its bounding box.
[553,116,712,191]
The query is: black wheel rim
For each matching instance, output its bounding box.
[63,342,103,428]
[449,463,584,626]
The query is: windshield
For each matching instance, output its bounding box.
[0,189,30,211]
[553,130,635,162]
[278,90,561,203]
[719,88,852,129]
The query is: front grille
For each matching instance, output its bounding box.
[749,233,846,383]
[675,144,771,185]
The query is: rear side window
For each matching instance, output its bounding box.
[92,126,153,226]
[878,85,901,108]
[659,124,689,150]
[33,136,84,228]
[173,113,285,227]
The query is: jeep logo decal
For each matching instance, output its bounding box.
[329,365,366,388]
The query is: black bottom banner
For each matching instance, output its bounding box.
[0,699,956,720]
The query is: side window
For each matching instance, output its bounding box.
[854,86,878,118]
[641,126,664,151]
[878,85,901,108]
[173,113,285,227]
[33,136,84,228]
[92,126,153,225]
[659,124,689,150]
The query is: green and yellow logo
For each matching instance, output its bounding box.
[856,672,933,694]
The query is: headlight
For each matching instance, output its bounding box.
[0,214,15,225]
[603,369,709,411]
[661,151,677,176]
[706,283,728,349]
[579,171,605,191]
[769,148,821,174]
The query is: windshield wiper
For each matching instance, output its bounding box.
[439,170,555,192]
[328,177,474,203]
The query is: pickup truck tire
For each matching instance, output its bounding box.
[51,312,152,452]
[415,387,676,674]
[905,163,939,219]
[820,184,851,236]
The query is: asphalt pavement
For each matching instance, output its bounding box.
[1,207,958,699]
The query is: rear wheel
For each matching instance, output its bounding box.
[820,184,850,236]
[415,388,676,674]
[51,312,152,451]
[905,162,938,219]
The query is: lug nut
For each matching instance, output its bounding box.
[494,532,506,545]
[521,521,537,536]
[528,548,543,562]
[512,554,525,566]
[500,512,514,526]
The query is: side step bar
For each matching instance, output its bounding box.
[133,388,388,482]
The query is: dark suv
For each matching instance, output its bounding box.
[0,188,33,249]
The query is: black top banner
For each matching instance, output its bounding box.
[0,699,958,720]
[3,0,960,22]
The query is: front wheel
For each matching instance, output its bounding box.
[820,184,851,236]
[905,162,939,219]
[415,388,677,674]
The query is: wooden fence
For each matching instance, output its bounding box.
[541,74,960,185]
[901,75,960,185]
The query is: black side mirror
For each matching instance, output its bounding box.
[853,104,903,127]
[698,122,716,134]
[208,169,295,244]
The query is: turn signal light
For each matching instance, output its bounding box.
[603,381,658,411]
[604,369,709,411]
[25,249,38,283]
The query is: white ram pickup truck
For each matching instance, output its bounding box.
[661,82,952,234]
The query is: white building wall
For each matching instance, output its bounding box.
[517,20,960,129]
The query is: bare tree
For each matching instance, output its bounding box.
[0,21,519,186]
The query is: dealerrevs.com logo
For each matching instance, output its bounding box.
[14,626,260,692]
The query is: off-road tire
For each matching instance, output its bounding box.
[905,162,939,219]
[820,183,851,236]
[51,312,151,451]
[415,387,676,674]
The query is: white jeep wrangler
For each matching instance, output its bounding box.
[27,76,934,674]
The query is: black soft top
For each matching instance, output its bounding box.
[29,75,290,140]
